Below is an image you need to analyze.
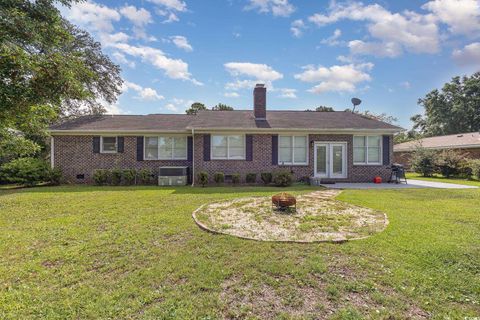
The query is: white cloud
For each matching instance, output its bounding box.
[320,28,342,46]
[400,81,411,89]
[170,36,193,52]
[452,42,480,66]
[290,19,306,37]
[225,79,258,91]
[348,40,402,58]
[308,2,440,57]
[278,88,297,98]
[112,52,135,68]
[122,81,164,101]
[99,32,130,47]
[65,0,121,32]
[149,0,187,12]
[150,0,186,23]
[164,103,179,112]
[224,62,283,81]
[224,92,240,98]
[120,5,155,40]
[114,43,202,85]
[245,0,295,17]
[422,0,480,35]
[294,63,374,94]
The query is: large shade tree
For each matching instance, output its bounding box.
[0,0,123,160]
[412,72,480,136]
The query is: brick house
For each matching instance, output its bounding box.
[394,132,480,169]
[49,84,402,184]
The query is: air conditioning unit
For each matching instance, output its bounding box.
[158,166,188,186]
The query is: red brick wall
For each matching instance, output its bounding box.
[193,134,393,183]
[53,136,191,183]
[54,134,394,184]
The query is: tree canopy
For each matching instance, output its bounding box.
[412,72,480,136]
[305,106,335,112]
[212,103,234,111]
[0,0,123,158]
[186,102,234,114]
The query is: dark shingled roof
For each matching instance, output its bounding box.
[190,110,401,130]
[50,114,195,131]
[50,111,402,132]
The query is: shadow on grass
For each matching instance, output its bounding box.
[0,184,319,196]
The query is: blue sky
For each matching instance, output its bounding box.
[62,0,480,128]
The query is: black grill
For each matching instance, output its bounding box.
[388,163,407,184]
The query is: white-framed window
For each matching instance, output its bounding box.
[353,135,382,165]
[278,135,308,165]
[100,136,117,153]
[144,136,188,160]
[211,135,245,160]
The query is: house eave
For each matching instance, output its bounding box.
[394,144,480,152]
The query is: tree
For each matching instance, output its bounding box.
[212,103,234,111]
[412,72,480,136]
[305,106,335,112]
[0,0,122,157]
[394,131,423,144]
[185,102,207,115]
[344,109,398,124]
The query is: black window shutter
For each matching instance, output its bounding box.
[382,135,390,165]
[246,135,253,161]
[136,136,144,161]
[271,135,278,165]
[203,134,211,161]
[117,137,124,153]
[93,136,100,153]
[187,136,193,161]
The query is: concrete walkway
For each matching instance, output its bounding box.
[320,179,478,189]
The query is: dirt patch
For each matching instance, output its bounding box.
[193,190,388,242]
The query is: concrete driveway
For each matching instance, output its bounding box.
[320,179,478,189]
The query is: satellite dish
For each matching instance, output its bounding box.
[351,98,362,112]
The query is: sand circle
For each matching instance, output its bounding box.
[193,190,388,242]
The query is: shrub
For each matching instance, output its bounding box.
[47,167,63,185]
[137,169,153,185]
[93,169,110,186]
[467,159,480,180]
[273,170,293,187]
[110,169,123,185]
[197,171,209,187]
[298,176,310,185]
[231,173,240,184]
[213,172,224,184]
[435,149,466,178]
[123,169,136,185]
[410,147,437,177]
[246,173,257,183]
[0,157,49,186]
[260,172,272,185]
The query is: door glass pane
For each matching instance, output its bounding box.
[332,145,343,175]
[316,145,327,175]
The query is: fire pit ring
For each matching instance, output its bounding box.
[272,192,296,212]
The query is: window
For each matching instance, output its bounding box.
[211,135,245,160]
[144,136,188,160]
[353,136,382,165]
[101,136,117,153]
[278,135,307,165]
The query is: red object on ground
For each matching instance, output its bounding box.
[373,176,382,184]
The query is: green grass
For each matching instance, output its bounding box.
[0,185,479,319]
[406,172,480,186]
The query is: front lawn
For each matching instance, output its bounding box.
[0,185,479,319]
[406,172,480,187]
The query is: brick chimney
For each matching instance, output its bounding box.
[253,84,266,120]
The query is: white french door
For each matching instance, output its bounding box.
[314,142,347,178]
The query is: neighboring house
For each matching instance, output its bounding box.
[394,132,480,168]
[49,84,402,184]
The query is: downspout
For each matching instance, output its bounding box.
[191,128,195,186]
[50,136,55,169]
